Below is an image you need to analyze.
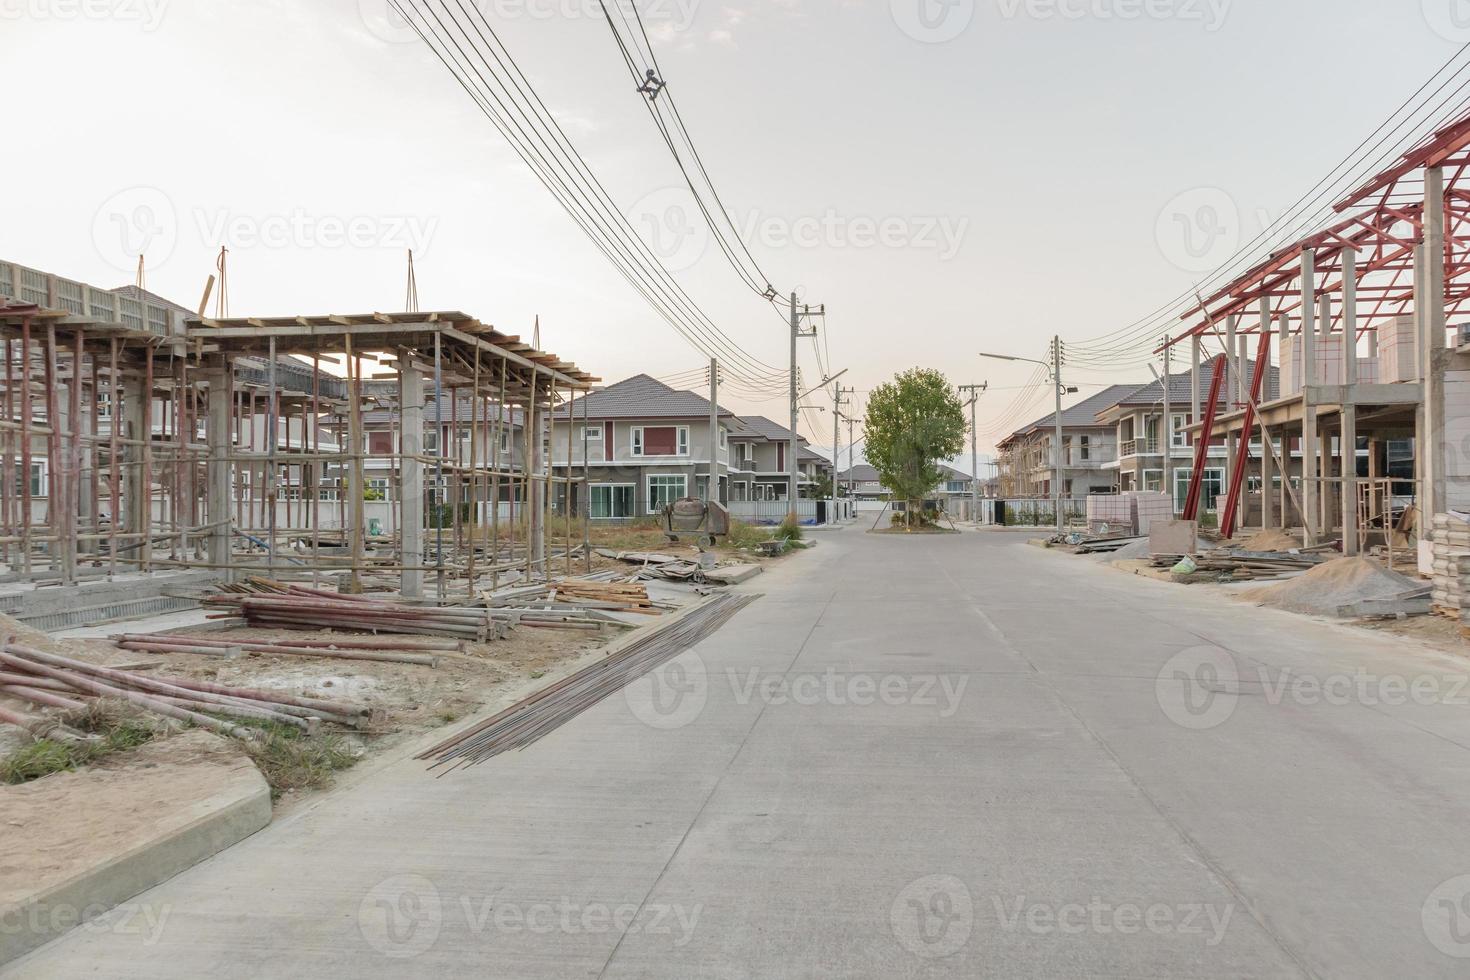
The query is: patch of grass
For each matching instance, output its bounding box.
[240,722,360,800]
[723,519,771,550]
[0,705,156,785]
[773,514,804,543]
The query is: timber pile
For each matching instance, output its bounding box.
[482,574,668,630]
[203,587,509,642]
[0,638,374,740]
[112,633,448,666]
[419,593,759,771]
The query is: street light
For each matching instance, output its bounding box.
[979,347,1075,533]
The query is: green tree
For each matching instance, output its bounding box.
[863,368,967,525]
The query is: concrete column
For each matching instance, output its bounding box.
[121,372,149,545]
[1236,332,1249,407]
[528,393,545,573]
[1224,315,1238,406]
[399,357,425,598]
[205,366,233,577]
[1422,166,1448,526]
[1301,248,1319,545]
[1342,248,1359,556]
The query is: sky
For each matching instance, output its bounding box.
[2,0,1465,458]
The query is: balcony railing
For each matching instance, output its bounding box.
[1120,438,1159,457]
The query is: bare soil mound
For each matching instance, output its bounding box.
[1234,529,1302,552]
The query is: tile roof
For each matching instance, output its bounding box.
[736,415,807,445]
[551,374,736,420]
[1000,384,1142,445]
[1108,359,1280,408]
[838,464,881,483]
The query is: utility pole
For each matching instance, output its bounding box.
[831,383,843,525]
[707,357,718,505]
[1161,336,1173,513]
[958,382,987,523]
[1051,335,1064,534]
[788,294,822,519]
[846,414,860,501]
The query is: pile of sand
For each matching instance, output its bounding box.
[1107,540,1154,562]
[1250,556,1422,616]
[1234,529,1302,552]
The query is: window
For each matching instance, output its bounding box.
[423,429,440,454]
[1079,435,1091,461]
[14,460,45,497]
[1170,413,1189,449]
[498,430,511,456]
[1172,467,1225,512]
[580,425,603,461]
[631,426,688,457]
[718,426,727,449]
[647,474,687,512]
[590,484,634,519]
[95,391,112,420]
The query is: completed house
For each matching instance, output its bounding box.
[547,374,742,520]
[729,415,828,501]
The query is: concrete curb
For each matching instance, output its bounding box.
[0,742,271,966]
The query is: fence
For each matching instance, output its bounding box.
[990,497,1091,528]
[728,499,821,524]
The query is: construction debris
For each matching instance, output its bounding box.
[111,633,443,667]
[0,638,374,739]
[419,593,759,771]
[1149,549,1327,580]
[202,579,509,642]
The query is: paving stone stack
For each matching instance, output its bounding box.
[1429,513,1470,615]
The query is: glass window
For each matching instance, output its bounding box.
[590,484,633,519]
[677,427,689,456]
[647,474,687,512]
[718,426,727,449]
[15,461,45,497]
[580,424,602,443]
[631,428,644,456]
[1170,413,1189,448]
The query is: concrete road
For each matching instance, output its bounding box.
[8,528,1470,978]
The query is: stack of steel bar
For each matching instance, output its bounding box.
[111,633,450,666]
[481,575,670,630]
[203,587,509,641]
[419,592,759,771]
[0,638,374,739]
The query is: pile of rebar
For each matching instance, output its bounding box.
[112,633,451,666]
[419,592,759,771]
[203,583,508,642]
[0,638,374,739]
[480,573,670,630]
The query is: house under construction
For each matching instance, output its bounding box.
[0,260,598,626]
[1157,107,1470,577]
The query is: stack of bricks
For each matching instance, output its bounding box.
[1429,513,1470,616]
